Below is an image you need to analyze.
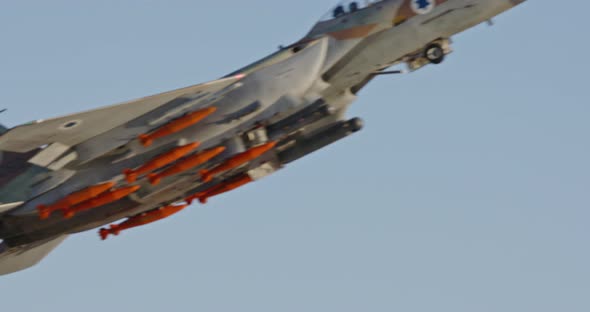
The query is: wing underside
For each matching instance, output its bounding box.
[0,76,243,153]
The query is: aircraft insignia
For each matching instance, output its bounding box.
[411,0,435,15]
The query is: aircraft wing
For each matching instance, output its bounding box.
[0,235,68,276]
[0,75,244,153]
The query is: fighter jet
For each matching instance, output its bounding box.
[0,0,526,275]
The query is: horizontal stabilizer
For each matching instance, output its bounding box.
[0,235,68,276]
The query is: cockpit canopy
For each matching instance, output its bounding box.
[319,0,386,22]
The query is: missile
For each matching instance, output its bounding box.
[186,174,253,204]
[37,182,115,220]
[62,185,141,219]
[138,107,217,147]
[124,142,200,183]
[148,146,226,185]
[199,141,277,183]
[148,80,244,126]
[278,118,363,165]
[99,204,188,240]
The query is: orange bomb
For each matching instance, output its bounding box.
[99,204,188,240]
[199,142,276,183]
[37,182,115,220]
[124,142,200,183]
[138,107,217,147]
[148,146,226,185]
[186,174,253,204]
[62,185,141,219]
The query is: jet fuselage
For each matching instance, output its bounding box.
[0,0,526,274]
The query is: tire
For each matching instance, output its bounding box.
[424,43,445,64]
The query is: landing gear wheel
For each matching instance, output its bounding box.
[424,43,445,64]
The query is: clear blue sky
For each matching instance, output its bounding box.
[1,1,588,311]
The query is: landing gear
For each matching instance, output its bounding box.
[424,43,445,64]
[405,38,453,72]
